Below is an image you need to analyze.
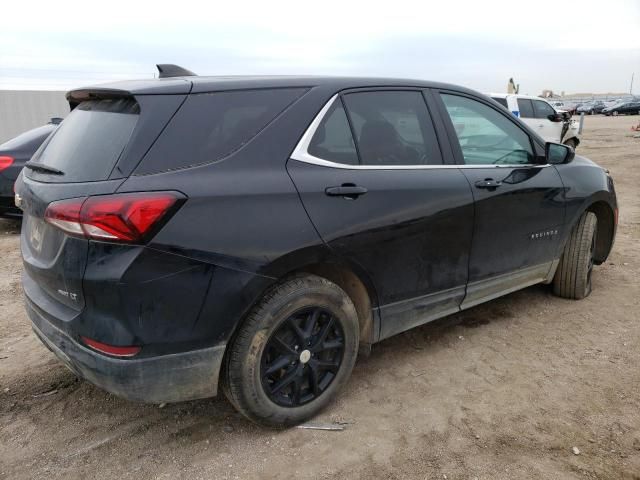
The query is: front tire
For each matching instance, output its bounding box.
[553,212,597,300]
[223,274,359,427]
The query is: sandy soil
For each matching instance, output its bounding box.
[1,115,639,480]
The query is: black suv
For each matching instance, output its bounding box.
[17,69,617,426]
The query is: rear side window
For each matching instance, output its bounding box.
[532,100,555,119]
[26,99,138,183]
[517,99,535,118]
[491,97,509,109]
[136,88,307,174]
[342,91,442,166]
[308,101,358,165]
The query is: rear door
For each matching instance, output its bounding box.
[434,91,565,308]
[18,94,184,318]
[288,89,474,340]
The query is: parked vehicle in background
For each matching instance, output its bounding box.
[0,119,60,218]
[489,93,580,148]
[16,69,617,427]
[577,101,606,115]
[549,100,578,115]
[602,101,640,116]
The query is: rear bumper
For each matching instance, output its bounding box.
[26,299,226,403]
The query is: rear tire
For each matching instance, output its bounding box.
[223,274,359,427]
[553,212,597,300]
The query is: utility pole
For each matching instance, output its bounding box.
[631,72,634,95]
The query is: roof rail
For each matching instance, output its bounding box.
[156,64,197,79]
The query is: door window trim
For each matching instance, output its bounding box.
[291,92,551,170]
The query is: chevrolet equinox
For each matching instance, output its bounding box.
[16,66,617,426]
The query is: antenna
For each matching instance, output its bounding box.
[156,64,197,78]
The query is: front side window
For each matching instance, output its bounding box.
[517,99,535,118]
[342,91,442,166]
[440,93,534,165]
[308,101,358,165]
[533,100,556,119]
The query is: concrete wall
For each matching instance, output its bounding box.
[0,90,69,144]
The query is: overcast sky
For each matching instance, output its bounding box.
[2,0,639,95]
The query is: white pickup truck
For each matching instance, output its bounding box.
[488,93,580,149]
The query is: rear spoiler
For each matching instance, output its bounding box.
[66,66,196,110]
[66,88,133,110]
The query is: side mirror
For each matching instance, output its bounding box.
[546,142,575,165]
[547,113,564,122]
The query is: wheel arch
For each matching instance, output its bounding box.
[293,262,379,349]
[221,246,381,365]
[585,200,616,264]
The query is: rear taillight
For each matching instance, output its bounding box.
[0,156,14,173]
[81,336,141,357]
[44,192,183,243]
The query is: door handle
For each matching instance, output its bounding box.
[325,184,368,199]
[474,179,502,190]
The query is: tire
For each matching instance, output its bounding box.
[553,212,597,300]
[564,138,578,149]
[223,274,359,427]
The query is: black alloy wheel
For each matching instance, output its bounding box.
[260,307,345,407]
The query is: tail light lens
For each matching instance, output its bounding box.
[44,191,184,243]
[0,156,14,173]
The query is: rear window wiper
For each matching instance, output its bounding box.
[24,161,64,175]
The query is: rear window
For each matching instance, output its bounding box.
[26,99,138,183]
[135,88,307,174]
[491,97,509,109]
[0,124,56,152]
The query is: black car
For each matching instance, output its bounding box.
[16,68,617,426]
[0,119,60,218]
[577,101,606,115]
[602,101,640,116]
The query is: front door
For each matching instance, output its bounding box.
[435,91,566,308]
[288,90,474,340]
[518,98,564,143]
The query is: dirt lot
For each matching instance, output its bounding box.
[1,115,639,480]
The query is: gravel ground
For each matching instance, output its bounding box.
[1,115,639,479]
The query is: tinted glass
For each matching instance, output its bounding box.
[440,94,534,165]
[136,88,307,174]
[517,98,535,118]
[491,97,509,109]
[26,99,138,182]
[308,101,358,165]
[533,100,556,119]
[342,91,442,165]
